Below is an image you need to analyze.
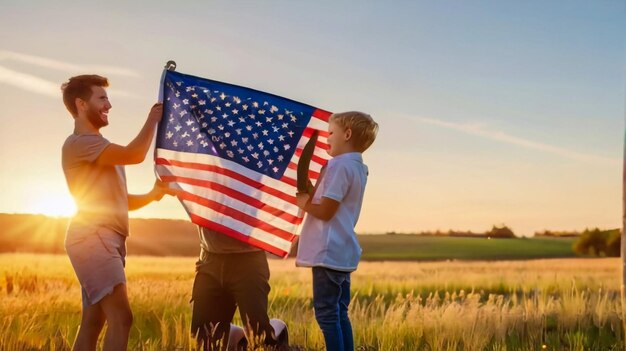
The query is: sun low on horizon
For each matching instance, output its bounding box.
[22,190,76,217]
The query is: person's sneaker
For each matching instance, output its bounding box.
[227,324,247,351]
[270,319,289,350]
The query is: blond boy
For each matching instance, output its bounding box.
[295,111,378,351]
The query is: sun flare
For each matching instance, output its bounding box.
[28,194,76,217]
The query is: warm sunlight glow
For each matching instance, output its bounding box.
[28,194,76,217]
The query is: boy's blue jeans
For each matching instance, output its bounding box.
[312,267,354,351]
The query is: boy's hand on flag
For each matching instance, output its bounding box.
[296,192,310,210]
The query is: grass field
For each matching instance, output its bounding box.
[0,253,622,350]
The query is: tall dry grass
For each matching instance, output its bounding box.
[0,254,622,350]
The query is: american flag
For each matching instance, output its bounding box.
[155,70,331,257]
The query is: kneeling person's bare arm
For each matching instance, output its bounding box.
[128,179,181,211]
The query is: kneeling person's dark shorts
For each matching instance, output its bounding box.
[191,250,276,348]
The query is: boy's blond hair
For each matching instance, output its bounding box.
[330,111,378,152]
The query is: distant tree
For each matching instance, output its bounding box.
[572,228,620,257]
[486,225,516,238]
[573,228,605,256]
[606,229,621,257]
[534,230,580,237]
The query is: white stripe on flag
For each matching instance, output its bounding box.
[307,116,329,130]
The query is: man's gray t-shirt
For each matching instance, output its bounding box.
[198,226,260,260]
[62,133,129,237]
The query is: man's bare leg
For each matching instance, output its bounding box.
[100,283,133,351]
[72,302,106,351]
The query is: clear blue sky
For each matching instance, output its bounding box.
[0,1,624,235]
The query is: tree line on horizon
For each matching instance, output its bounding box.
[386,226,602,238]
[0,213,619,257]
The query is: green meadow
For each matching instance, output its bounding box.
[359,235,576,261]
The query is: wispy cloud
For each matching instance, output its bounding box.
[0,50,141,98]
[0,65,59,97]
[0,64,139,99]
[415,116,620,166]
[0,50,139,77]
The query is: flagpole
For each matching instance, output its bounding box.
[158,60,177,103]
[154,60,177,179]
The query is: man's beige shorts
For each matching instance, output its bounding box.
[65,227,127,306]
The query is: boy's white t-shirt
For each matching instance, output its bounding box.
[296,152,368,272]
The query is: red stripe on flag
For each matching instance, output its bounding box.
[189,214,289,257]
[303,127,330,138]
[293,148,329,167]
[316,141,328,150]
[286,162,321,179]
[313,109,332,122]
[295,142,329,157]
